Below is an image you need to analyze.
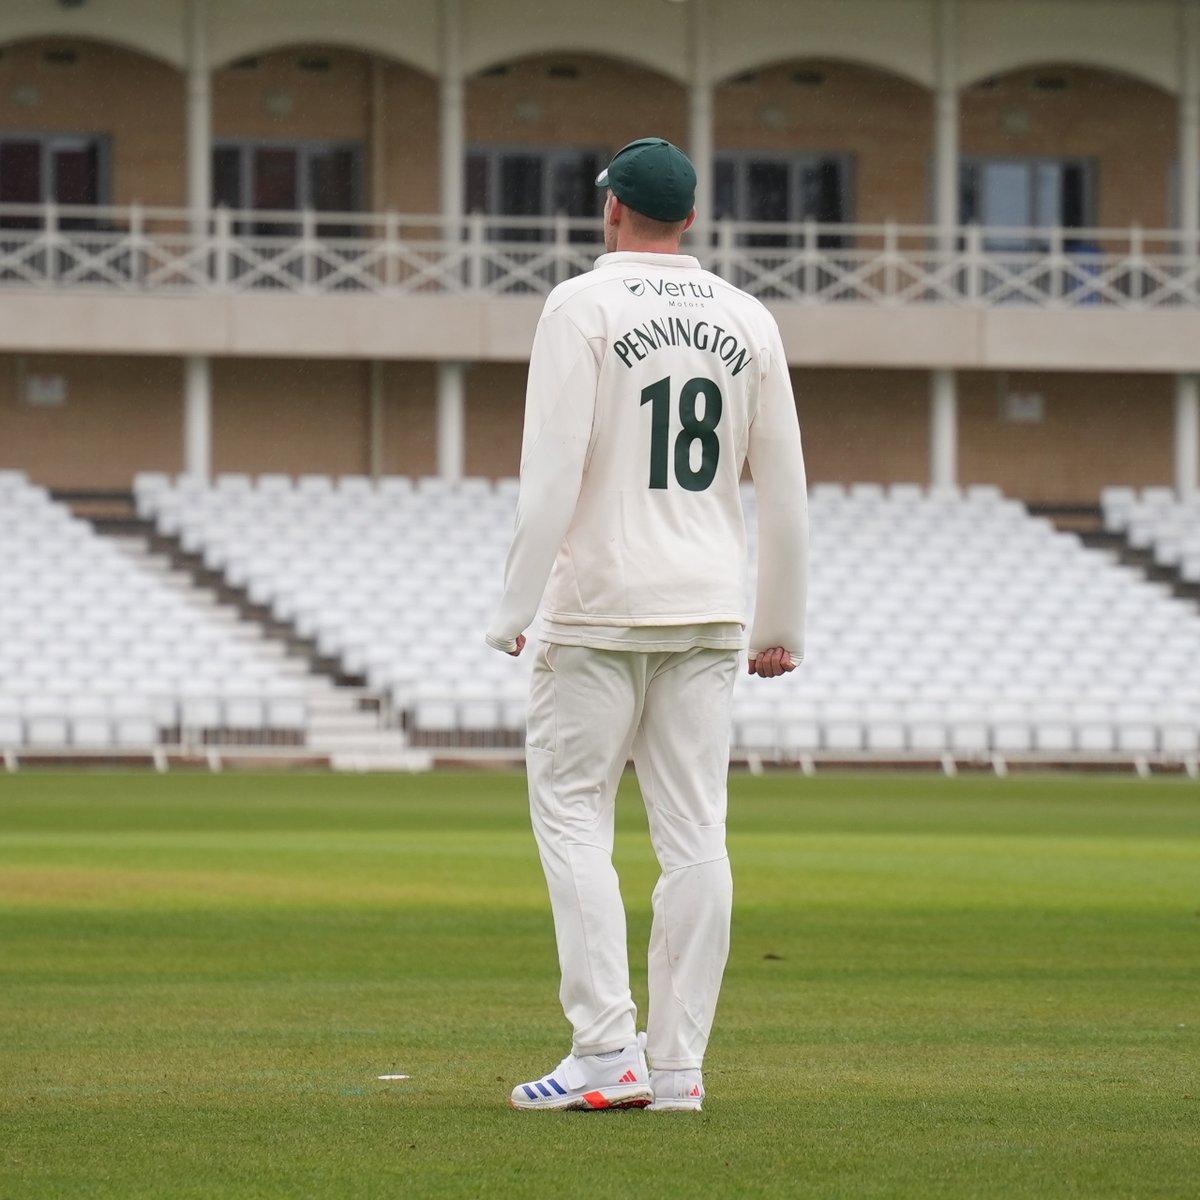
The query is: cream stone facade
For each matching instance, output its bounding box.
[0,0,1197,500]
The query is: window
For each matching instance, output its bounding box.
[959,157,1094,250]
[714,153,853,246]
[0,133,106,227]
[212,140,362,235]
[466,146,605,240]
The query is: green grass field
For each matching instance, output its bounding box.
[1,771,1197,1199]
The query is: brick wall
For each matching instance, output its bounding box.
[0,353,182,488]
[958,370,1174,501]
[211,358,371,476]
[466,54,687,154]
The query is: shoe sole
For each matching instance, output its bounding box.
[648,1099,703,1112]
[510,1085,654,1112]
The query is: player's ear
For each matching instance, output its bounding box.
[605,192,622,224]
[682,209,697,233]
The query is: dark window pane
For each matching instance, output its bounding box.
[959,162,980,224]
[212,146,243,209]
[53,142,100,206]
[746,161,790,222]
[551,153,601,217]
[498,155,543,217]
[465,153,488,214]
[1061,164,1087,227]
[802,159,845,223]
[713,159,736,219]
[0,141,42,204]
[308,146,356,212]
[253,147,298,210]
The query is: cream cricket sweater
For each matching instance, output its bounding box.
[486,250,809,659]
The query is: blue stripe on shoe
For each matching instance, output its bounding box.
[522,1085,538,1100]
[548,1077,567,1095]
[536,1081,551,1097]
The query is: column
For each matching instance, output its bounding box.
[930,368,958,490]
[439,0,465,227]
[1181,0,1200,247]
[687,0,714,228]
[437,362,466,481]
[438,3,468,485]
[1177,374,1200,497]
[1177,3,1199,499]
[933,0,959,239]
[184,356,212,483]
[370,58,388,213]
[369,361,386,478]
[931,1,960,492]
[184,0,210,221]
[184,2,212,486]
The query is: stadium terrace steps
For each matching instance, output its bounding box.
[0,473,414,766]
[1098,486,1200,605]
[94,525,412,765]
[123,472,1200,769]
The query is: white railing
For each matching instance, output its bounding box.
[2,202,1199,309]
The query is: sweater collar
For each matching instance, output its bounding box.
[594,250,703,271]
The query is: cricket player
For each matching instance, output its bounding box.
[486,137,808,1112]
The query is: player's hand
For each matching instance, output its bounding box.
[509,634,527,657]
[747,647,796,678]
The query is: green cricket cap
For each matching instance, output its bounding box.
[595,137,697,222]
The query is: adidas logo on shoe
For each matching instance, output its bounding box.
[648,1067,705,1112]
[510,1043,653,1111]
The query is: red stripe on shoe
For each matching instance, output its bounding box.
[583,1091,611,1109]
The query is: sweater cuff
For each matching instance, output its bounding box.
[485,632,519,654]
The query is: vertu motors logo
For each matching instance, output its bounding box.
[624,278,645,296]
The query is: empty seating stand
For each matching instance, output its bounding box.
[737,482,1200,764]
[127,471,1200,769]
[0,471,309,759]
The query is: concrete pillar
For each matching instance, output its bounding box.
[1177,374,1200,497]
[439,0,465,227]
[184,0,210,221]
[930,368,958,489]
[183,1,212,487]
[437,362,466,481]
[933,0,959,243]
[1181,0,1200,244]
[184,356,212,483]
[370,58,388,213]
[369,361,386,478]
[687,0,713,227]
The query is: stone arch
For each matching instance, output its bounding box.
[714,58,933,225]
[466,51,687,156]
[209,43,438,213]
[0,36,183,206]
[960,62,1176,229]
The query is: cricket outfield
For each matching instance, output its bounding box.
[1,771,1196,1199]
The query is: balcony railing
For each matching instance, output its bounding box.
[2,202,1199,310]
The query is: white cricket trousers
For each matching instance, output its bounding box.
[524,641,738,1071]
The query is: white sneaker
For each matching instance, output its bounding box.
[510,1042,652,1111]
[648,1068,704,1112]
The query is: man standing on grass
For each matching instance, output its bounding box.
[486,137,808,1112]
